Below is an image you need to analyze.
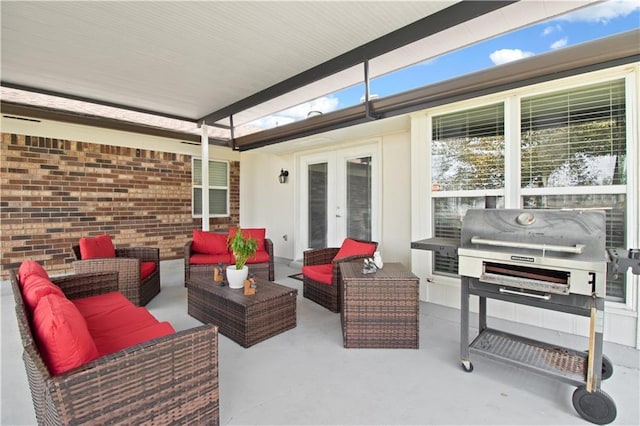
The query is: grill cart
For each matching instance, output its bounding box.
[412,209,638,425]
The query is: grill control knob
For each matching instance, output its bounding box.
[516,212,536,226]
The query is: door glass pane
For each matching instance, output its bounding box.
[308,163,328,248]
[346,156,372,241]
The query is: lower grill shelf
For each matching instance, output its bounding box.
[469,328,587,387]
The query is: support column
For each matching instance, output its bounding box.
[201,124,210,231]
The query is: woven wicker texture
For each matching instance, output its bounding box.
[340,262,419,349]
[184,238,275,283]
[187,270,297,347]
[72,244,161,306]
[302,239,378,313]
[10,270,220,425]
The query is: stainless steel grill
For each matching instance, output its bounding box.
[458,209,607,297]
[457,209,615,425]
[410,208,624,425]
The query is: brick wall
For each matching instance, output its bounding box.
[0,133,239,279]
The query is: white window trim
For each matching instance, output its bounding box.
[191,158,230,218]
[416,66,638,312]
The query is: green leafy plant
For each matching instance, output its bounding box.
[228,228,258,270]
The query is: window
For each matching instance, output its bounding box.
[431,103,505,275]
[521,79,627,302]
[428,77,631,303]
[192,158,228,217]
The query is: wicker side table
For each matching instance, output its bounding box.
[340,261,419,349]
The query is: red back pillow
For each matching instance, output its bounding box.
[32,294,100,375]
[18,260,49,285]
[192,230,228,255]
[79,234,116,259]
[228,228,265,252]
[333,238,376,261]
[22,276,66,312]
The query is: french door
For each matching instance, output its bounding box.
[297,143,380,258]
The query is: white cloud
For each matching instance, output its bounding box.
[489,48,535,65]
[248,96,340,130]
[542,24,562,36]
[550,37,568,49]
[558,0,639,24]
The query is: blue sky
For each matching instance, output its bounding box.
[248,0,639,131]
[353,0,640,105]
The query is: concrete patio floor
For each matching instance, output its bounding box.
[2,259,638,425]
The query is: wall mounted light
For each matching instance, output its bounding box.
[278,169,289,184]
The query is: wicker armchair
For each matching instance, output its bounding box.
[72,244,161,306]
[302,238,378,313]
[10,270,219,426]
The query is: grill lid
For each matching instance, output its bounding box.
[460,209,606,262]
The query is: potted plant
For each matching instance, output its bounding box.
[226,228,258,289]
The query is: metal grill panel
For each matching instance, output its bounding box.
[470,328,587,386]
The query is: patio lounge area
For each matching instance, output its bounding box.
[3,259,638,425]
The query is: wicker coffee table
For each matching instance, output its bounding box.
[187,270,297,347]
[340,261,419,349]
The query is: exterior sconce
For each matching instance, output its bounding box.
[278,169,289,184]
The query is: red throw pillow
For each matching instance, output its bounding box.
[18,260,49,285]
[22,276,66,312]
[229,228,265,252]
[79,234,116,259]
[192,230,228,255]
[32,294,100,375]
[333,238,376,261]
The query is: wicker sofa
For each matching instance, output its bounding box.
[11,261,219,425]
[184,228,274,283]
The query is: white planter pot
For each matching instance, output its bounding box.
[226,265,248,289]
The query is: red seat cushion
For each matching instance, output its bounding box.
[18,260,49,285]
[192,230,229,255]
[229,228,265,252]
[245,250,270,264]
[302,263,333,285]
[140,261,156,280]
[333,238,376,261]
[93,322,175,356]
[79,234,116,259]
[22,276,66,312]
[189,253,232,265]
[72,292,151,325]
[32,294,100,375]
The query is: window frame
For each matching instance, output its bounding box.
[421,67,638,311]
[191,158,230,218]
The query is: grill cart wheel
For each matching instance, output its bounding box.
[600,354,613,380]
[460,360,473,372]
[581,351,613,380]
[572,386,617,425]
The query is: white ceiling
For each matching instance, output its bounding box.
[1,1,597,141]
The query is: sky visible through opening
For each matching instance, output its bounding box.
[245,0,640,133]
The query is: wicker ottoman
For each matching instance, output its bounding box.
[187,271,297,347]
[340,262,419,349]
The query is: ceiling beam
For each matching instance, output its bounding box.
[198,1,516,125]
[1,102,228,146]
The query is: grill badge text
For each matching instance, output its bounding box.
[510,255,535,263]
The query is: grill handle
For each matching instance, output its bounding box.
[471,237,585,254]
[499,287,551,300]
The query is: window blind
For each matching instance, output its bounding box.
[521,79,626,188]
[432,103,505,191]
